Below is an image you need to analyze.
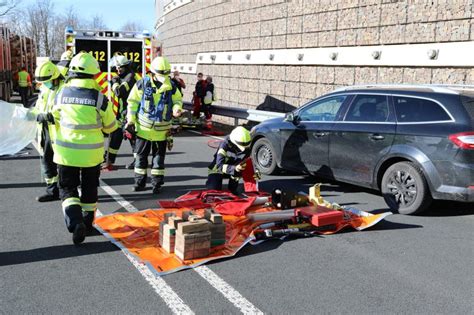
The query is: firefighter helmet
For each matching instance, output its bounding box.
[35,61,60,82]
[150,56,171,75]
[60,50,74,61]
[229,126,251,152]
[69,51,100,75]
[112,54,131,68]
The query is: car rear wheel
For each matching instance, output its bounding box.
[381,161,432,215]
[252,137,277,175]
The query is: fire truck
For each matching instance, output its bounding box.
[64,27,161,112]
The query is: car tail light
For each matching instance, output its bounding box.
[449,132,474,150]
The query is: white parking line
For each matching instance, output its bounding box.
[99,180,263,314]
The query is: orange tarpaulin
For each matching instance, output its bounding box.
[94,204,391,276]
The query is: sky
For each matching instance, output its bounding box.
[19,0,157,32]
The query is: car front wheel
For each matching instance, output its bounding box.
[252,137,278,175]
[381,161,432,215]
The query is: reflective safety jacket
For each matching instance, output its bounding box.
[52,78,118,167]
[17,70,31,87]
[203,83,216,105]
[208,136,250,177]
[31,83,63,150]
[127,75,182,141]
[111,71,138,119]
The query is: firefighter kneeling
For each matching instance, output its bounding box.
[126,56,182,194]
[206,126,252,195]
[52,52,117,245]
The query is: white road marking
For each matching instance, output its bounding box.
[187,129,225,140]
[99,180,263,314]
[194,266,264,315]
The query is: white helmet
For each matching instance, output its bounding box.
[110,54,131,68]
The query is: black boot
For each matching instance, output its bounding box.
[36,193,60,202]
[126,159,135,170]
[83,211,95,231]
[152,185,161,194]
[72,223,86,245]
[132,185,146,192]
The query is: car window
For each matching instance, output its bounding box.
[299,95,346,122]
[345,95,389,122]
[394,96,451,122]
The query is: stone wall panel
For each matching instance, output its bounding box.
[158,1,474,112]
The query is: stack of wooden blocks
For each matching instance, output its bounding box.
[159,210,227,261]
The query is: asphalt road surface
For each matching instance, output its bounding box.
[1,129,473,314]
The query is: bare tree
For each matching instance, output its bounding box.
[121,21,144,32]
[36,0,54,56]
[88,14,107,30]
[0,0,20,17]
[63,5,81,29]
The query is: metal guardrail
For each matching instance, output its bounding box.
[183,101,286,125]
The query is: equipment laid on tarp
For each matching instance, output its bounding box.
[0,101,37,156]
[95,184,391,276]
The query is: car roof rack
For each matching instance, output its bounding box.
[332,84,474,95]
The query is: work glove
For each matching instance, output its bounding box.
[235,162,246,172]
[167,136,174,151]
[36,113,54,124]
[125,122,136,135]
[173,108,182,118]
[110,77,120,85]
[253,169,261,180]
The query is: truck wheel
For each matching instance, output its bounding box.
[381,161,432,215]
[252,137,277,175]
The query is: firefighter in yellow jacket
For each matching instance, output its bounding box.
[126,56,182,194]
[30,61,64,202]
[52,52,117,245]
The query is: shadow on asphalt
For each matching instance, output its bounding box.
[362,219,423,232]
[420,201,474,217]
[101,175,207,187]
[260,175,380,195]
[167,161,210,168]
[0,182,45,189]
[0,241,119,267]
[0,155,39,161]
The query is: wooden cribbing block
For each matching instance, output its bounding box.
[175,231,211,260]
[187,214,201,222]
[210,213,223,224]
[168,216,183,229]
[159,221,167,247]
[209,223,226,241]
[177,219,209,234]
[162,224,176,253]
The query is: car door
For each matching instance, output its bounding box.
[329,94,396,187]
[280,95,348,174]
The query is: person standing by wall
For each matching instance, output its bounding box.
[171,70,186,95]
[202,75,216,120]
[192,72,206,118]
